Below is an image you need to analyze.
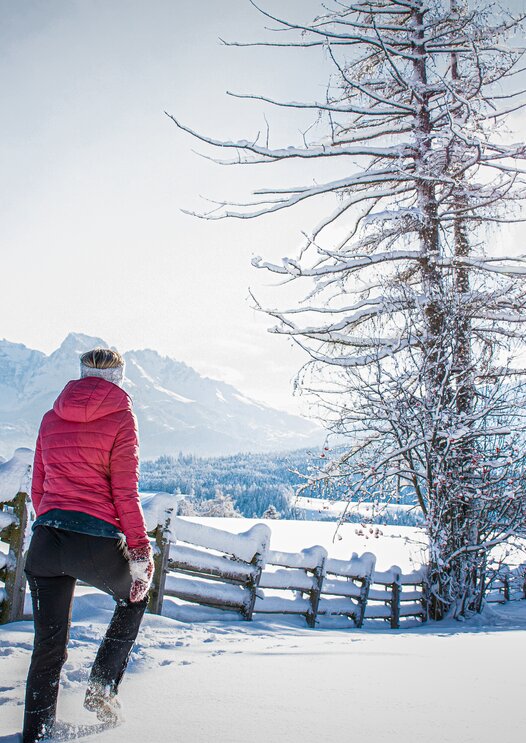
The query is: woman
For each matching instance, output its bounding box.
[23,348,154,743]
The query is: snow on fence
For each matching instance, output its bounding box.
[0,456,524,628]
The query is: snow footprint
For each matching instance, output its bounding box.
[62,667,88,686]
[0,640,33,655]
[0,685,20,706]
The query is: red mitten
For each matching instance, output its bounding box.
[128,545,154,603]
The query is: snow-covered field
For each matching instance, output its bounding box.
[1,518,526,743]
[294,495,420,524]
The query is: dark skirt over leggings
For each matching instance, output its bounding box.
[23,526,147,743]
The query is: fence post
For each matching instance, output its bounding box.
[390,567,401,630]
[242,547,266,621]
[241,524,270,621]
[306,554,326,628]
[355,560,375,629]
[148,512,172,615]
[0,491,29,624]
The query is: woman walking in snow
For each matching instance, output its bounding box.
[23,348,154,743]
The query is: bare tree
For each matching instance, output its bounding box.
[168,0,526,617]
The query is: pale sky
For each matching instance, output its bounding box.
[1,0,525,414]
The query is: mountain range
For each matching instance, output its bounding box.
[0,333,322,459]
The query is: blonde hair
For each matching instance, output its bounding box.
[80,348,124,369]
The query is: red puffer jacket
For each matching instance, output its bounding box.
[31,377,149,550]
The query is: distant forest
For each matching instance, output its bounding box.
[139,449,417,520]
[140,449,310,518]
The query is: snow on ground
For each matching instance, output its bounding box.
[1,519,526,742]
[2,599,526,743]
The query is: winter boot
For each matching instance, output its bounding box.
[83,681,123,725]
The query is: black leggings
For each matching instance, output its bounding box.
[23,526,148,743]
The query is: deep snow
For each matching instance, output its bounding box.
[1,518,525,742]
[1,597,526,743]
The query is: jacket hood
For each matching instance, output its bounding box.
[53,377,132,423]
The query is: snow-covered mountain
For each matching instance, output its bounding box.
[0,333,322,459]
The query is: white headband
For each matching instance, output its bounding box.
[80,362,125,387]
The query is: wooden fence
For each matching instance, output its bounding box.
[1,475,525,628]
[151,514,270,620]
[485,564,526,604]
[146,505,429,629]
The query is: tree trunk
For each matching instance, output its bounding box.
[412,9,455,618]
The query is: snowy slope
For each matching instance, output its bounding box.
[1,519,525,743]
[2,601,526,743]
[0,334,321,458]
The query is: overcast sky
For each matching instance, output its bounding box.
[2,0,525,414]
